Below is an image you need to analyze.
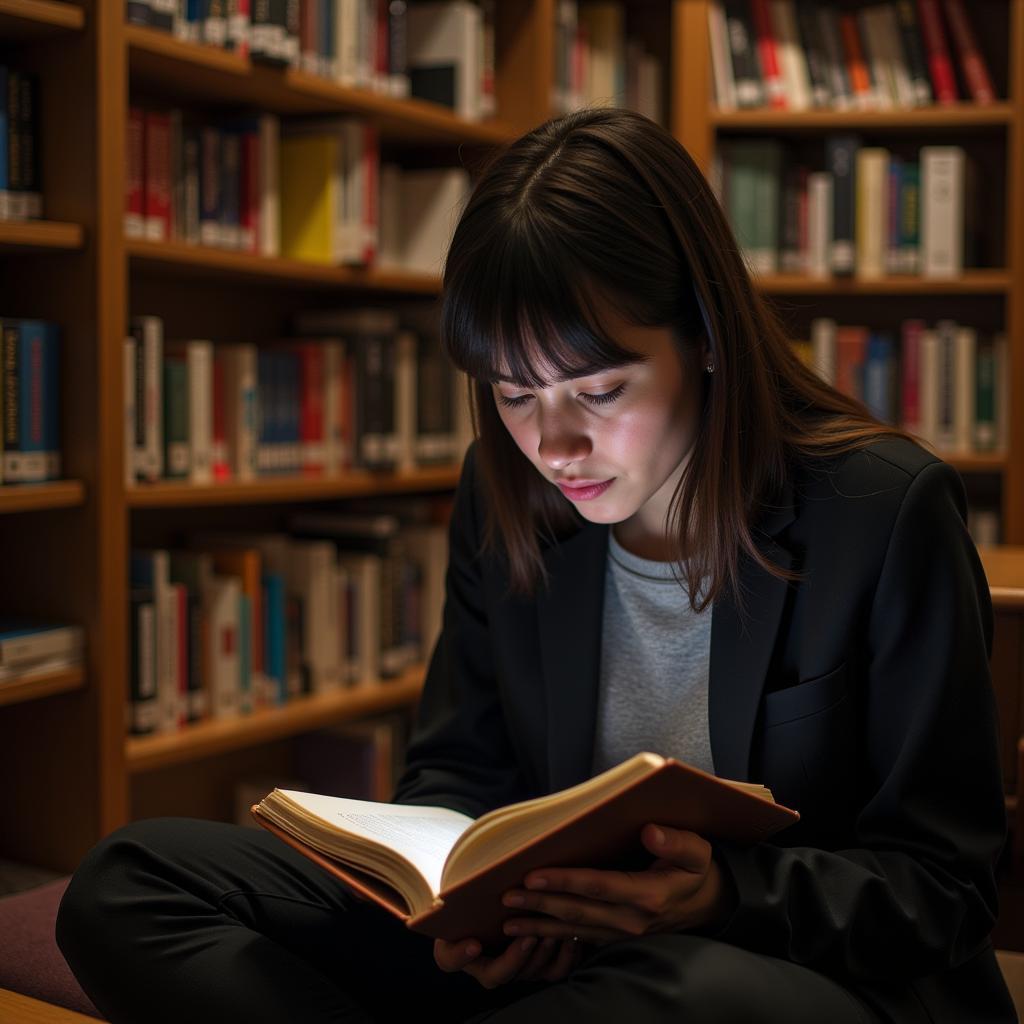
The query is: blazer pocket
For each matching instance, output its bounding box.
[762,662,849,729]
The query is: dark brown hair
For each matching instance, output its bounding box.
[441,107,912,611]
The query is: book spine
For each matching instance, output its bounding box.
[144,111,171,241]
[941,0,996,103]
[826,135,859,276]
[894,0,933,105]
[916,0,958,103]
[749,0,787,108]
[974,336,997,452]
[900,319,925,433]
[920,145,964,277]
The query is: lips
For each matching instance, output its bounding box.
[556,478,614,501]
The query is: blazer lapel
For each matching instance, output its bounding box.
[537,521,609,793]
[709,481,796,781]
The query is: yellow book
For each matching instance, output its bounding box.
[279,134,341,264]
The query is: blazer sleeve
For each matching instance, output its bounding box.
[706,460,1006,982]
[390,442,532,820]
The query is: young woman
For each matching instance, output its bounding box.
[57,108,1014,1023]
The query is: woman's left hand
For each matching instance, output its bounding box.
[500,824,729,946]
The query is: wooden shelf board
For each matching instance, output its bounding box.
[126,25,516,145]
[127,669,424,772]
[0,667,85,709]
[945,453,1009,473]
[0,480,85,513]
[0,0,83,36]
[0,220,84,251]
[712,103,1014,132]
[979,546,1024,609]
[0,988,99,1024]
[127,465,460,508]
[127,237,442,293]
[756,271,1012,295]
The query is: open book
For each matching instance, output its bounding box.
[252,751,799,943]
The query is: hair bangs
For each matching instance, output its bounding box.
[442,226,646,390]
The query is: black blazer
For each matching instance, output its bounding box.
[393,438,1015,1022]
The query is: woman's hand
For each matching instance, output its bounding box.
[498,824,729,946]
[434,934,585,988]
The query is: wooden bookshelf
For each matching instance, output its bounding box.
[0,220,84,251]
[711,103,1015,132]
[0,667,85,708]
[0,0,83,36]
[127,237,443,293]
[126,668,424,772]
[756,271,1013,295]
[126,465,462,507]
[126,24,518,145]
[0,481,85,513]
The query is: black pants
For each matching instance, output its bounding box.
[55,817,885,1024]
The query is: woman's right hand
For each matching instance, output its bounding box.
[433,935,583,988]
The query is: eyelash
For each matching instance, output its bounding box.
[497,384,627,410]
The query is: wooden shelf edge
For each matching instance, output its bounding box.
[0,988,99,1024]
[0,667,85,708]
[126,24,516,145]
[0,480,86,513]
[0,0,84,34]
[127,237,443,293]
[126,670,425,772]
[0,219,84,251]
[126,465,461,507]
[757,271,1012,294]
[712,102,1014,130]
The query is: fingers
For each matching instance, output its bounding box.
[538,938,584,982]
[435,935,544,990]
[515,936,561,981]
[639,825,712,874]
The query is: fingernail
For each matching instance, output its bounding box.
[521,936,537,952]
[526,876,547,889]
[504,893,525,907]
[652,827,666,846]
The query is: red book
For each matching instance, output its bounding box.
[143,110,171,242]
[941,0,996,104]
[376,0,389,87]
[749,0,786,108]
[835,326,869,402]
[212,352,231,481]
[125,107,145,238]
[838,14,873,109]
[916,0,959,103]
[298,343,326,475]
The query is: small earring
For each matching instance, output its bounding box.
[705,362,715,374]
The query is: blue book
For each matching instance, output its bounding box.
[864,333,895,424]
[262,572,286,704]
[44,321,61,479]
[17,320,49,482]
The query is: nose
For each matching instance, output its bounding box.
[537,408,592,470]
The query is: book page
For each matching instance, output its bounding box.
[274,792,474,896]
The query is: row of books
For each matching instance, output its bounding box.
[128,506,449,734]
[126,107,471,273]
[129,0,497,122]
[127,307,472,486]
[967,507,1001,548]
[550,1,664,126]
[0,67,41,222]
[797,318,1008,456]
[0,620,83,685]
[0,318,61,485]
[714,139,982,278]
[708,0,997,112]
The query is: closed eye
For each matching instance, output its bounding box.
[496,383,627,410]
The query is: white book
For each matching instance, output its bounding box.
[708,1,737,111]
[342,119,365,265]
[406,1,482,120]
[920,146,965,278]
[334,0,359,86]
[403,523,448,660]
[148,550,177,733]
[952,326,976,454]
[290,540,341,693]
[807,172,833,279]
[395,329,418,473]
[204,574,242,719]
[917,328,939,451]
[259,114,280,258]
[858,8,894,109]
[132,315,164,483]
[875,4,916,108]
[770,0,811,111]
[854,148,888,279]
[134,603,158,733]
[398,167,471,275]
[638,51,663,125]
[810,317,837,385]
[168,340,214,484]
[338,552,381,686]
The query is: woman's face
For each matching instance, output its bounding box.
[492,305,706,548]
